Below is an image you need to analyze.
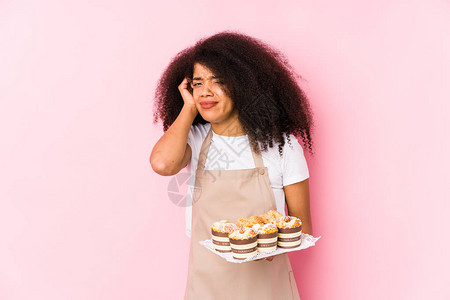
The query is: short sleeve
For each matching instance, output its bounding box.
[187,125,196,157]
[186,123,210,161]
[282,134,310,186]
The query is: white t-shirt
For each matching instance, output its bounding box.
[184,122,309,238]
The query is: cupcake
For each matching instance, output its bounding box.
[228,227,258,260]
[236,215,265,228]
[211,220,238,252]
[260,209,284,224]
[252,223,278,252]
[275,216,302,248]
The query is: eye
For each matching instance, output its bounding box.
[192,80,224,87]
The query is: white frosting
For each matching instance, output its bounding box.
[285,218,299,227]
[276,216,302,228]
[229,227,257,239]
[212,220,236,232]
[252,223,278,234]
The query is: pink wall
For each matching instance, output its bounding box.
[1,0,449,299]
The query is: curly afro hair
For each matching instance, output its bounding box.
[153,30,315,157]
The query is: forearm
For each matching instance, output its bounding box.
[284,179,313,235]
[150,104,197,175]
[288,207,312,235]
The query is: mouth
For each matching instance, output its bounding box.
[200,101,218,109]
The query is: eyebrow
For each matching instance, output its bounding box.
[192,75,222,81]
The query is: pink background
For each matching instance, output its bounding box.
[1,0,449,299]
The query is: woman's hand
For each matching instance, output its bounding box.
[150,78,198,176]
[255,255,275,262]
[178,77,197,111]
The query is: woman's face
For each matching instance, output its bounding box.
[190,63,237,125]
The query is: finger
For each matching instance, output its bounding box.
[179,78,189,88]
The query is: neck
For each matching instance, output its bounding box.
[210,118,246,137]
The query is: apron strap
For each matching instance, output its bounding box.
[196,126,265,171]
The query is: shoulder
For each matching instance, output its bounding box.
[190,122,210,136]
[188,122,210,141]
[268,133,304,159]
[260,133,305,166]
[187,122,211,151]
[283,134,304,155]
[278,134,309,185]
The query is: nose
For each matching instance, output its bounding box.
[200,80,214,97]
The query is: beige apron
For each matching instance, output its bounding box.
[184,127,301,300]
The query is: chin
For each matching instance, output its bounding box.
[199,112,221,123]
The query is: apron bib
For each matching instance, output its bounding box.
[184,126,301,300]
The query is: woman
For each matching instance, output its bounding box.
[151,31,314,300]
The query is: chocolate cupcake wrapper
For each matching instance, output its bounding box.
[258,246,277,252]
[232,249,258,260]
[278,236,301,242]
[257,241,277,252]
[257,236,277,244]
[230,241,258,250]
[258,241,277,247]
[230,235,258,259]
[278,239,302,248]
[278,231,302,239]
[212,235,230,243]
[229,236,257,245]
[231,246,257,254]
[212,239,231,252]
[211,229,230,237]
[256,232,278,252]
[212,240,230,246]
[277,226,302,234]
[258,231,278,239]
[228,234,258,261]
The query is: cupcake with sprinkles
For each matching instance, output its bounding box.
[228,227,258,260]
[252,223,278,252]
[275,216,303,248]
[260,209,284,224]
[211,220,238,252]
[236,215,265,228]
